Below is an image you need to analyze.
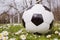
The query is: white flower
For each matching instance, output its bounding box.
[0,33,3,39]
[20,35,26,40]
[9,38,16,40]
[0,33,9,40]
[46,35,51,38]
[55,31,59,34]
[38,36,40,37]
[2,31,9,36]
[58,32,60,36]
[2,37,8,40]
[53,38,58,40]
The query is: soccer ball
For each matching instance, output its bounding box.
[22,4,54,34]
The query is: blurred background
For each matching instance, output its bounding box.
[0,0,60,24]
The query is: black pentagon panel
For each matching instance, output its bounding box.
[22,19,25,28]
[43,6,51,12]
[49,20,54,29]
[31,14,43,26]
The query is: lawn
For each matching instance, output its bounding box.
[0,22,60,40]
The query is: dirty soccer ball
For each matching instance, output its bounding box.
[22,4,54,34]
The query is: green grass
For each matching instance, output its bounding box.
[0,22,60,40]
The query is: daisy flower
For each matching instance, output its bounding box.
[20,35,26,40]
[46,35,51,38]
[2,37,8,40]
[58,32,60,36]
[55,31,59,34]
[2,31,9,36]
